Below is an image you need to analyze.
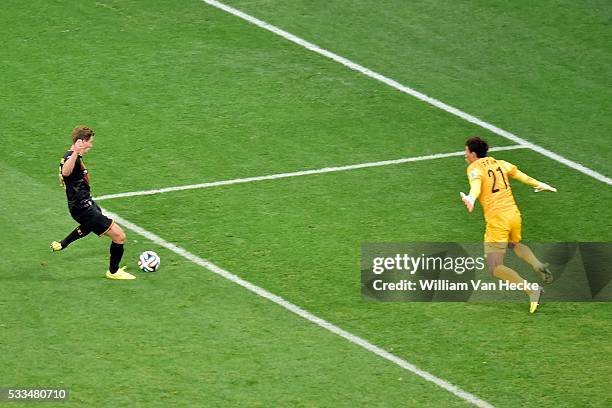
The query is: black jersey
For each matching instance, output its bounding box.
[59,151,93,211]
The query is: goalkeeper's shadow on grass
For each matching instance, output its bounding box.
[465,302,550,316]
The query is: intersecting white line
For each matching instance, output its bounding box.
[93,2,611,404]
[201,0,611,186]
[95,145,527,201]
[101,208,494,408]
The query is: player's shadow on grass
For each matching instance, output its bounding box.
[466,301,548,315]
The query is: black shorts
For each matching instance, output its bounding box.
[69,202,114,236]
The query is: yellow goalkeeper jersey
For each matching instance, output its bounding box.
[466,156,519,219]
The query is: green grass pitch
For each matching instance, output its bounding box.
[1,0,610,406]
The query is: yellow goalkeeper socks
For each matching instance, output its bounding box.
[493,265,533,296]
[513,243,543,270]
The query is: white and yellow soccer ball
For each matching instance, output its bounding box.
[138,250,161,272]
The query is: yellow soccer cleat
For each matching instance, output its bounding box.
[529,286,543,313]
[106,266,136,280]
[50,241,63,252]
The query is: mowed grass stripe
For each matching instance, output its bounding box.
[101,207,495,408]
[1,0,515,194]
[101,149,612,407]
[201,0,612,186]
[0,161,473,407]
[221,0,612,177]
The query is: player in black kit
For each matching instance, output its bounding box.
[51,126,135,280]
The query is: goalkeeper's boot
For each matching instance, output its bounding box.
[50,241,63,252]
[529,287,543,314]
[535,263,554,284]
[106,266,136,280]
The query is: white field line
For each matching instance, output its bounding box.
[95,145,527,201]
[101,208,494,408]
[202,0,612,186]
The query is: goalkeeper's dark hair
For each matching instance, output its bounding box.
[465,137,489,158]
[71,126,95,143]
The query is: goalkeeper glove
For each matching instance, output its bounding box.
[460,192,475,213]
[534,182,557,193]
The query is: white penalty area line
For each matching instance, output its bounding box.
[101,208,494,408]
[95,145,527,201]
[201,0,612,186]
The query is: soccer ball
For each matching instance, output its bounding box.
[138,250,160,272]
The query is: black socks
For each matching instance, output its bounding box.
[60,226,90,249]
[109,242,124,273]
[59,227,125,274]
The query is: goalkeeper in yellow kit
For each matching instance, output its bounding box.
[460,137,557,313]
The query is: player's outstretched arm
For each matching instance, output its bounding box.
[511,169,557,193]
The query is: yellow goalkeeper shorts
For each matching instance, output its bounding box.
[483,210,522,253]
